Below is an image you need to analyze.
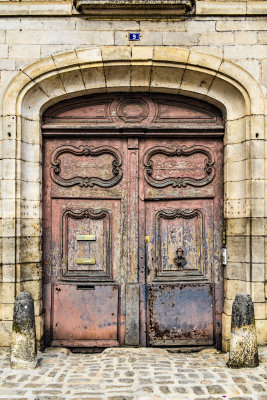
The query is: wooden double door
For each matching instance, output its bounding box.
[42,94,224,348]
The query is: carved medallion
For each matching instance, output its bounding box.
[143,145,215,188]
[117,99,149,123]
[50,144,123,188]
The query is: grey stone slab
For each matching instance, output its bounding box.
[125,284,140,346]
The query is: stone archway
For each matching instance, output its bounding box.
[1,46,266,350]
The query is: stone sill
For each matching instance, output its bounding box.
[0,0,266,17]
[75,0,195,18]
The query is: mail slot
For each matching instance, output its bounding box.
[76,258,96,265]
[76,235,96,241]
[77,285,95,290]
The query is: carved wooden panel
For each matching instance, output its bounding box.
[153,99,218,124]
[43,99,113,124]
[145,198,215,284]
[143,145,215,188]
[42,94,224,130]
[50,144,123,188]
[62,208,111,279]
[155,209,204,275]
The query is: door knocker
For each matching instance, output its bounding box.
[174,247,187,270]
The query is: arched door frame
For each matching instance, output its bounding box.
[1,46,266,350]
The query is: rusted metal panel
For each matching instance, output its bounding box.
[53,285,118,341]
[148,284,214,345]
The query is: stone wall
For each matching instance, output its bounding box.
[0,0,266,350]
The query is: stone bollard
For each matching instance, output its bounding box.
[10,292,37,369]
[227,293,259,368]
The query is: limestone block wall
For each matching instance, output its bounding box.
[0,0,266,350]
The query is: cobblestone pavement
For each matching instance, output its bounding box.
[0,346,266,400]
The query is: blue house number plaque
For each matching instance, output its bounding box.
[129,33,140,41]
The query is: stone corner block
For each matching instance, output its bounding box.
[10,292,37,369]
[227,293,259,368]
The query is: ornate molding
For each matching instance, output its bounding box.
[62,208,111,279]
[42,94,224,130]
[155,208,204,276]
[63,208,109,221]
[117,98,149,123]
[143,145,215,188]
[74,0,195,18]
[50,144,123,188]
[156,208,201,220]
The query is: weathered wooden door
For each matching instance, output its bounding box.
[140,137,223,346]
[42,94,224,347]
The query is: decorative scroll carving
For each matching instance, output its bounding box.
[63,207,109,221]
[143,145,215,188]
[156,208,201,220]
[50,145,123,188]
[62,208,111,279]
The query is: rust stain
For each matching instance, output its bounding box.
[148,284,214,343]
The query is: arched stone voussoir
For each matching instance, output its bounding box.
[218,60,265,116]
[52,50,80,72]
[153,47,189,65]
[187,50,222,73]
[150,64,183,93]
[104,63,131,93]
[208,75,248,121]
[101,46,132,63]
[75,47,103,66]
[180,66,215,97]
[2,46,265,132]
[22,56,57,81]
[2,71,32,116]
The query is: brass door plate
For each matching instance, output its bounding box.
[76,235,96,241]
[76,258,96,265]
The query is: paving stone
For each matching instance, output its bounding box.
[0,347,266,399]
[159,385,171,393]
[253,383,267,392]
[192,386,206,395]
[237,384,252,394]
[207,384,226,394]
